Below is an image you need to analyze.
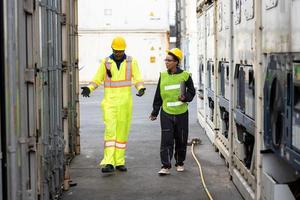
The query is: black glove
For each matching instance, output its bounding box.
[136,88,146,97]
[81,86,90,97]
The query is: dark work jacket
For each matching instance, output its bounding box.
[151,67,196,117]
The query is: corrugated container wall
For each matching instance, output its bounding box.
[0,0,79,199]
[78,0,170,83]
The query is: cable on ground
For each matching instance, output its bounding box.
[189,138,214,200]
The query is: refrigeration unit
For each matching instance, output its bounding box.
[218,61,230,139]
[262,55,300,200]
[207,60,215,123]
[234,64,255,169]
[264,56,300,172]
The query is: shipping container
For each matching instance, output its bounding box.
[78,0,169,31]
[0,0,79,199]
[192,0,300,200]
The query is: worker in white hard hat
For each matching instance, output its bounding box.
[81,36,146,173]
[149,48,195,175]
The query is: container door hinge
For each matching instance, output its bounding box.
[28,137,36,152]
[61,13,67,25]
[75,59,79,69]
[18,137,36,152]
[62,108,68,119]
[25,68,36,84]
[62,61,68,71]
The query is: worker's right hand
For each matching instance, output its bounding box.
[136,88,146,97]
[81,86,90,97]
[149,114,157,121]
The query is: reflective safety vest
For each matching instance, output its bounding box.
[87,56,144,94]
[160,70,190,115]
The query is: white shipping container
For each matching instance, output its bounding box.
[262,0,300,53]
[79,32,169,83]
[78,0,169,31]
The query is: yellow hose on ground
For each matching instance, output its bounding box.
[191,140,214,200]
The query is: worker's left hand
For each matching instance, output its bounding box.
[136,88,146,97]
[178,94,186,102]
[149,114,157,121]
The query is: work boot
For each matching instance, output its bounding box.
[101,164,114,173]
[116,165,127,172]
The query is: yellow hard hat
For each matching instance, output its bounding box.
[111,36,126,50]
[166,48,183,61]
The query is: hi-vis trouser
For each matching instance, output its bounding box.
[100,94,132,166]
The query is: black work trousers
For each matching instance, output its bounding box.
[160,109,189,168]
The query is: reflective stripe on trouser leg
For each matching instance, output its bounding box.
[160,110,175,168]
[115,141,127,166]
[174,111,189,166]
[115,98,132,166]
[100,101,118,166]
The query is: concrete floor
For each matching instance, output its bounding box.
[62,85,243,200]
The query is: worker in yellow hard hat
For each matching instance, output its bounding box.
[81,36,146,173]
[149,48,195,175]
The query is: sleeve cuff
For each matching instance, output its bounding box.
[151,110,159,117]
[135,82,144,90]
[87,85,95,92]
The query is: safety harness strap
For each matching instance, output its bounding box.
[126,56,132,81]
[105,57,111,79]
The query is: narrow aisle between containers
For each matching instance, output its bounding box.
[62,85,243,200]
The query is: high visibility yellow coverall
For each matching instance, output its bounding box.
[87,56,144,166]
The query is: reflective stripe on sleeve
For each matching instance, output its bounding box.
[135,81,144,89]
[166,101,184,107]
[164,84,180,90]
[126,56,132,80]
[89,81,99,89]
[105,57,111,80]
